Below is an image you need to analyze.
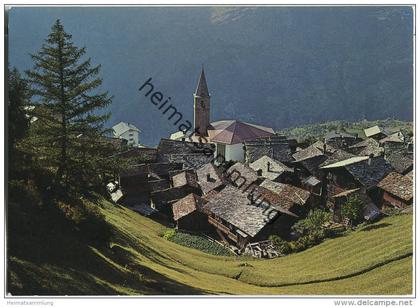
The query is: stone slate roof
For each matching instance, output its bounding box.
[120,164,150,178]
[151,186,192,207]
[172,193,203,221]
[249,155,293,181]
[364,126,387,138]
[259,179,311,209]
[157,138,215,157]
[324,131,357,141]
[379,132,404,144]
[319,149,355,168]
[172,170,199,189]
[251,186,299,217]
[196,163,228,194]
[302,176,321,187]
[165,153,214,170]
[202,185,276,237]
[385,152,413,174]
[292,145,324,162]
[320,156,369,169]
[148,162,184,178]
[244,136,295,163]
[312,140,337,154]
[114,147,158,163]
[348,138,383,157]
[377,172,413,202]
[227,162,260,187]
[344,156,394,189]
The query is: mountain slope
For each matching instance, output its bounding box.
[8,197,413,295]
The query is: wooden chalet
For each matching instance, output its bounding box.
[196,163,228,195]
[172,194,209,231]
[201,185,281,249]
[249,155,296,184]
[321,155,394,205]
[243,135,297,164]
[377,172,413,209]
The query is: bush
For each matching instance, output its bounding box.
[162,229,177,240]
[165,231,232,256]
[341,195,366,225]
[269,235,292,255]
[292,209,332,234]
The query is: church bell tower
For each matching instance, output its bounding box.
[193,67,211,137]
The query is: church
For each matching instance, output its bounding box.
[170,68,275,162]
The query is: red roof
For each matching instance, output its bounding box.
[208,120,275,145]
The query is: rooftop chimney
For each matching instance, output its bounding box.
[267,161,271,172]
[368,154,374,166]
[323,143,327,154]
[206,173,211,182]
[257,169,263,176]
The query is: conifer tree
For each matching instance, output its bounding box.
[8,68,31,179]
[26,20,122,194]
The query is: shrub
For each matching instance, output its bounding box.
[162,229,177,240]
[292,209,332,234]
[341,195,366,225]
[269,235,292,255]
[166,231,232,256]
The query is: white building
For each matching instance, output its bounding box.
[112,121,140,146]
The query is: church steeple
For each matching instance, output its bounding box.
[194,66,210,98]
[193,67,211,137]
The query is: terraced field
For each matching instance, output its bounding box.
[8,198,413,295]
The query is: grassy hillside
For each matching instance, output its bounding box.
[8,197,413,295]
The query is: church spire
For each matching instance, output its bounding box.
[194,66,210,97]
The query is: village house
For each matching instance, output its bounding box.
[320,155,394,205]
[157,138,215,169]
[112,121,141,146]
[244,135,297,164]
[319,149,355,168]
[347,138,383,157]
[364,125,388,140]
[331,188,381,223]
[324,131,360,149]
[258,179,312,217]
[377,172,413,209]
[172,193,209,231]
[171,170,200,190]
[114,146,158,164]
[292,144,328,177]
[201,185,280,250]
[196,163,228,195]
[226,162,262,189]
[384,152,413,175]
[249,155,296,184]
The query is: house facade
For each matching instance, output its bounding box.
[112,121,141,146]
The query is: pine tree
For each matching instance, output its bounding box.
[8,67,31,179]
[26,20,121,195]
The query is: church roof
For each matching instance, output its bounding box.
[208,120,275,145]
[194,67,210,97]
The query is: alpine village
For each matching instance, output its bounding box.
[8,20,413,295]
